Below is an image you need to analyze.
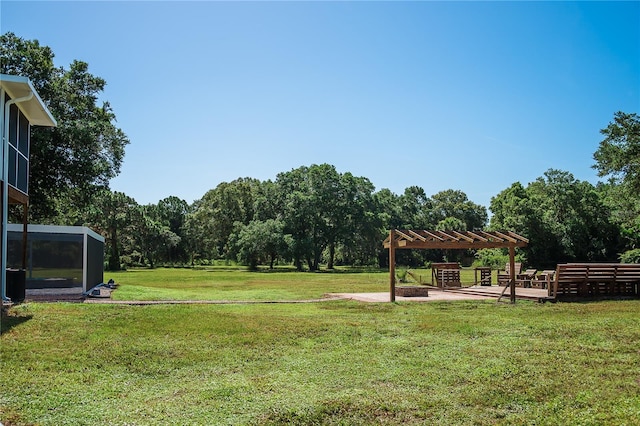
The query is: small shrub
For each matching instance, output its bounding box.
[474,248,526,269]
[474,249,509,269]
[620,249,640,263]
[396,268,409,283]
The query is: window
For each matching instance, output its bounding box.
[18,110,29,156]
[7,145,17,187]
[6,103,30,194]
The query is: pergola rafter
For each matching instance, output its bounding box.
[384,229,529,303]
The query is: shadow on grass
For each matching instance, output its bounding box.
[1,307,33,334]
[256,399,413,425]
[557,295,640,304]
[224,266,387,274]
[124,265,389,274]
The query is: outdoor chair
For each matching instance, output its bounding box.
[516,269,537,287]
[497,262,522,286]
[533,270,556,289]
[474,267,492,286]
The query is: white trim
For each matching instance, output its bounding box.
[1,86,5,301]
[0,75,56,127]
[6,223,105,243]
[1,87,4,183]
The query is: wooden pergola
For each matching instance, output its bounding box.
[383,229,529,303]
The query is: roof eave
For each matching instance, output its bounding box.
[0,74,57,127]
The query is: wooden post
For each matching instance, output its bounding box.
[389,229,396,302]
[509,245,516,304]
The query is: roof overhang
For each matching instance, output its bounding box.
[7,223,105,243]
[1,74,57,127]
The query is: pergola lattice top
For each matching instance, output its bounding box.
[383,230,529,250]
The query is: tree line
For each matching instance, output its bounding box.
[2,33,639,271]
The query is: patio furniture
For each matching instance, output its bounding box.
[497,262,522,286]
[431,262,461,288]
[516,269,537,287]
[551,263,640,299]
[474,267,492,286]
[532,270,555,289]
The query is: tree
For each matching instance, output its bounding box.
[593,112,640,191]
[398,186,434,229]
[333,173,383,267]
[490,170,620,267]
[252,179,282,222]
[435,217,466,231]
[597,182,640,254]
[156,196,190,263]
[593,112,640,253]
[229,219,290,270]
[273,164,382,271]
[431,189,487,230]
[86,190,139,271]
[128,203,182,268]
[187,178,262,260]
[275,165,328,271]
[489,182,551,265]
[1,32,129,222]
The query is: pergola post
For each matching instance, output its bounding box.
[389,229,395,302]
[509,245,516,304]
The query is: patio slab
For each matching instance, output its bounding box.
[330,288,495,303]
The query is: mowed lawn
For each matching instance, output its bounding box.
[106,267,394,301]
[1,268,639,425]
[105,266,484,301]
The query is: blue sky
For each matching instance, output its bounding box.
[2,1,639,209]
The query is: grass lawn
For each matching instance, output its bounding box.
[2,268,639,425]
[105,267,392,301]
[104,266,490,301]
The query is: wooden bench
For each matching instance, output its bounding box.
[431,263,461,288]
[551,263,640,299]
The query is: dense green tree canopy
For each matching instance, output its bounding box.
[1,32,129,222]
[274,164,373,271]
[490,169,620,267]
[593,111,640,190]
[431,189,487,231]
[185,178,263,260]
[86,190,138,270]
[593,112,640,252]
[229,219,290,270]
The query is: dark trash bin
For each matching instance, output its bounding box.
[6,269,26,303]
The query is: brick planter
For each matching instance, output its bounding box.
[395,286,429,297]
